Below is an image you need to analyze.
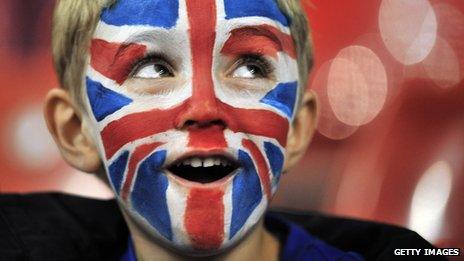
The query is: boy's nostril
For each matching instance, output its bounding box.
[184,120,196,127]
[211,119,226,127]
[181,119,226,129]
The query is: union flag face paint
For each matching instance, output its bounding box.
[85,0,299,254]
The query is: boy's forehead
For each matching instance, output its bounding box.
[100,0,289,28]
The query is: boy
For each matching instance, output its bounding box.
[0,0,437,260]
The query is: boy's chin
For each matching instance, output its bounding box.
[149,218,262,257]
[119,199,266,257]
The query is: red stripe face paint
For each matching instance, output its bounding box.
[121,142,162,201]
[188,125,227,149]
[185,187,225,250]
[242,139,272,200]
[182,0,226,249]
[90,39,147,84]
[84,0,299,255]
[101,102,189,160]
[221,25,297,59]
[101,99,288,160]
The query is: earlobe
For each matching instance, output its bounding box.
[283,90,318,172]
[43,88,102,173]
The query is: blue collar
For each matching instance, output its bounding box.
[120,237,136,261]
[268,214,363,260]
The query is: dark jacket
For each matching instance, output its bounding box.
[0,193,441,260]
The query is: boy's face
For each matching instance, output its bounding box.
[85,0,298,253]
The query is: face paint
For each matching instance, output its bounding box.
[85,0,299,254]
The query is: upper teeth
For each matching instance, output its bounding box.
[178,157,231,168]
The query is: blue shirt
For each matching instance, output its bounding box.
[121,214,363,261]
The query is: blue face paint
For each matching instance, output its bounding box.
[86,77,133,122]
[131,150,172,241]
[229,150,263,239]
[264,142,284,186]
[224,0,290,26]
[100,0,179,28]
[109,151,130,194]
[260,81,298,118]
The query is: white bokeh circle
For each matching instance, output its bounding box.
[327,46,388,126]
[423,37,461,89]
[379,0,437,65]
[10,105,61,170]
[312,61,359,140]
[409,160,453,242]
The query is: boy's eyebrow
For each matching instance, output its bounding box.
[90,38,146,84]
[113,31,156,60]
[221,25,296,59]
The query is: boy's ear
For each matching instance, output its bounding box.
[284,90,318,172]
[43,88,101,173]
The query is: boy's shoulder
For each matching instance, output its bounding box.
[268,209,440,260]
[0,193,438,260]
[0,192,128,260]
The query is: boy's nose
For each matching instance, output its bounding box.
[175,86,227,130]
[177,101,227,130]
[176,23,226,130]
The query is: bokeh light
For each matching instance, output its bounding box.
[423,37,461,89]
[427,3,464,87]
[432,3,464,59]
[312,61,359,140]
[379,0,437,65]
[8,104,60,170]
[409,161,453,242]
[327,46,387,126]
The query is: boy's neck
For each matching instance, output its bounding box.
[124,216,279,261]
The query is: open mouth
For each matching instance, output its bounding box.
[168,155,240,184]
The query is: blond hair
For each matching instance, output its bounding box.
[51,0,312,109]
[52,0,115,108]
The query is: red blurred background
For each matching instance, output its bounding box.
[0,0,462,250]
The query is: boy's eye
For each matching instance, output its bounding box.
[133,62,173,79]
[232,64,264,79]
[230,56,272,79]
